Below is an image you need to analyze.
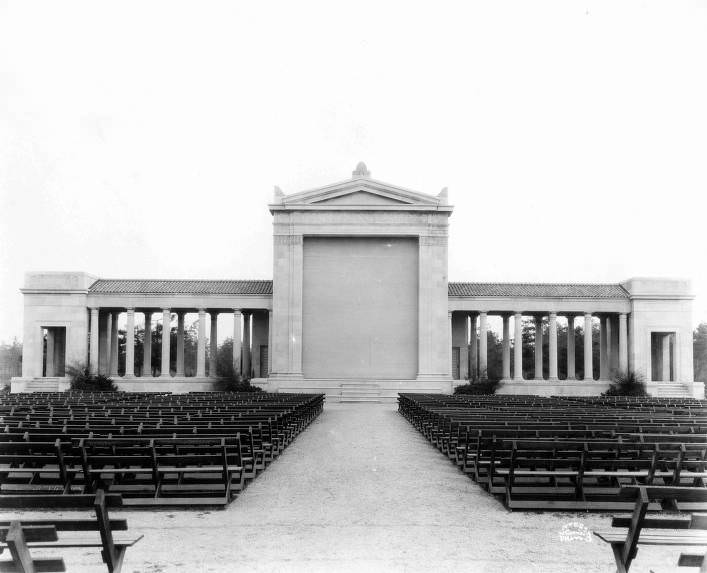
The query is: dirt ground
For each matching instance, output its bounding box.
[1,403,694,572]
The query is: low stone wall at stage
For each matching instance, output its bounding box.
[497,379,705,399]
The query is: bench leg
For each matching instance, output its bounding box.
[6,522,35,573]
[611,543,628,573]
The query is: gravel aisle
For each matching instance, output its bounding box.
[3,403,682,572]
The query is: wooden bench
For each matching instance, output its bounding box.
[594,486,707,572]
[0,490,142,573]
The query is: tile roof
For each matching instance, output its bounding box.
[448,282,628,299]
[89,279,627,299]
[89,279,273,295]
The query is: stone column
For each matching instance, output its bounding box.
[534,315,544,380]
[46,329,55,377]
[176,312,185,376]
[109,311,119,376]
[143,311,152,377]
[104,312,112,376]
[125,308,135,378]
[513,312,523,381]
[209,311,218,377]
[584,313,593,380]
[618,313,628,373]
[448,311,454,377]
[599,316,608,380]
[548,312,558,381]
[460,314,470,380]
[232,309,242,375]
[267,310,273,375]
[605,316,613,376]
[468,313,478,379]
[662,334,671,381]
[566,315,576,380]
[243,312,252,378]
[196,309,206,377]
[478,312,488,377]
[502,315,511,380]
[89,308,100,374]
[161,308,171,378]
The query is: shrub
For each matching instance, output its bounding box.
[454,371,501,395]
[220,374,263,393]
[66,363,118,392]
[602,370,647,397]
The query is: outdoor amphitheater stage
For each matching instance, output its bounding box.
[13,165,704,399]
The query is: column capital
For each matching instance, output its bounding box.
[126,307,135,313]
[233,308,242,314]
[90,307,100,312]
[548,311,557,319]
[584,312,593,318]
[514,311,523,317]
[197,308,206,314]
[619,312,627,319]
[161,307,170,313]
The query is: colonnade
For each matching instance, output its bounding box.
[452,311,630,381]
[88,307,272,379]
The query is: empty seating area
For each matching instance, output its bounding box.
[0,392,324,507]
[399,393,707,512]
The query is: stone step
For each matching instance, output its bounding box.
[339,396,383,403]
[654,383,690,397]
[25,381,59,392]
[341,388,381,394]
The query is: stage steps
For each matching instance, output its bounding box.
[654,383,691,398]
[23,378,61,392]
[340,382,382,403]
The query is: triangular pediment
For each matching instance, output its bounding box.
[269,163,452,213]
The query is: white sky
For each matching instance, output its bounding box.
[1,0,706,343]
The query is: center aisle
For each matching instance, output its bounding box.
[115,403,666,572]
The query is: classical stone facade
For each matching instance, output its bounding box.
[11,164,704,399]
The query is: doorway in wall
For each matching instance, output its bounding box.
[650,332,674,381]
[42,327,66,377]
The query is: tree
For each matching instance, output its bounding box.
[0,338,23,384]
[216,338,236,378]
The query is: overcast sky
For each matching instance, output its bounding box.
[1,0,706,343]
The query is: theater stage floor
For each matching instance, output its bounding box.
[9,403,685,572]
